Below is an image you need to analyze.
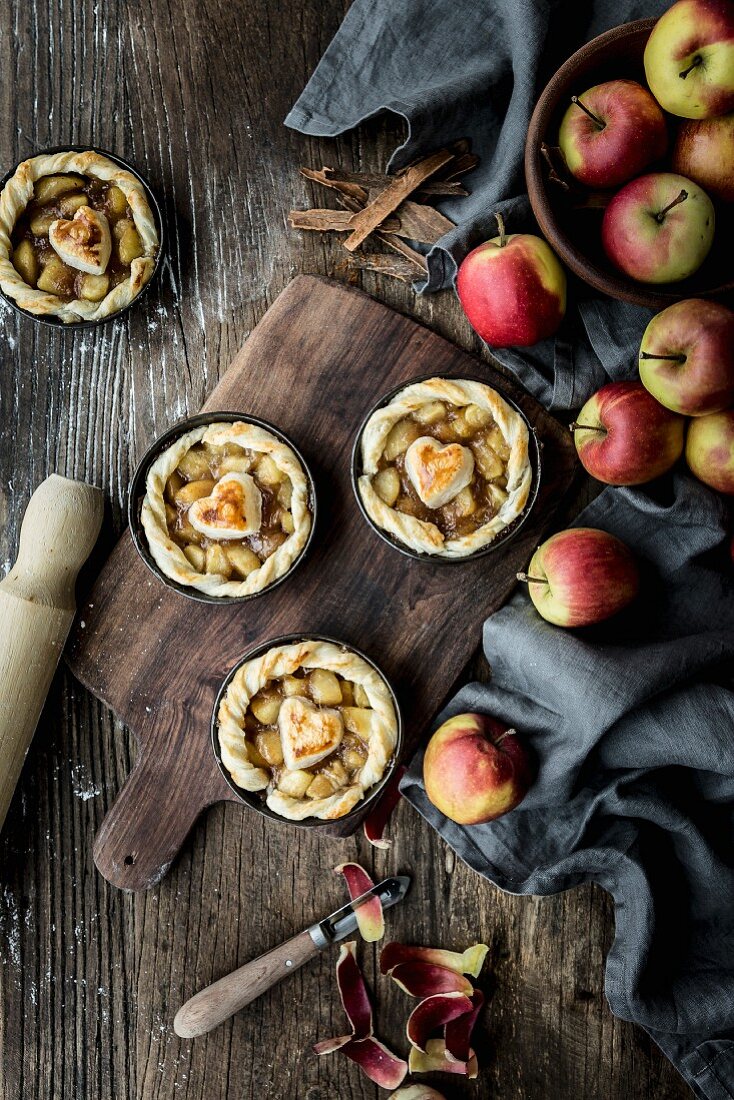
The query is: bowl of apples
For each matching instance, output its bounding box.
[525,3,734,310]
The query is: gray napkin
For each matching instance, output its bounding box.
[285,0,670,411]
[401,476,734,1099]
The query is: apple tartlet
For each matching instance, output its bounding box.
[140,420,313,598]
[217,639,399,821]
[357,377,533,557]
[0,149,159,322]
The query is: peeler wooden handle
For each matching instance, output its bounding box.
[173,929,320,1038]
[0,474,103,834]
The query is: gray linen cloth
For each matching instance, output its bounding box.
[286,4,734,1095]
[285,0,670,411]
[402,477,734,1099]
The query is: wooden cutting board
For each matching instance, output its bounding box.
[66,275,578,891]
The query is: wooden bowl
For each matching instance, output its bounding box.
[525,19,734,310]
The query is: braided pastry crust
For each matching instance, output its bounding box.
[358,377,532,557]
[141,421,312,598]
[217,640,398,821]
[0,150,158,322]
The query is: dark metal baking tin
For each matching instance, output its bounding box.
[351,374,542,564]
[210,632,403,830]
[128,411,317,604]
[0,145,164,329]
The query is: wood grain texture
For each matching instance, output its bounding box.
[66,274,576,890]
[0,0,690,1098]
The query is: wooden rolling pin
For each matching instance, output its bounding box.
[0,474,103,832]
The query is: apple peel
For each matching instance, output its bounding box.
[389,960,474,998]
[445,988,484,1063]
[313,1034,352,1055]
[406,991,473,1051]
[389,1088,447,1100]
[409,1037,478,1078]
[363,764,406,849]
[340,1035,409,1089]
[335,862,385,942]
[335,940,373,1040]
[380,941,488,978]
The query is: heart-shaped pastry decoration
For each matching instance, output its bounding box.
[404,435,475,509]
[188,472,262,540]
[49,206,112,275]
[278,696,344,771]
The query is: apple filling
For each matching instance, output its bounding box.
[357,378,532,557]
[162,441,294,580]
[10,173,144,302]
[244,669,372,805]
[216,639,399,821]
[372,403,511,538]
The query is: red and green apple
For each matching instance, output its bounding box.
[423,713,533,826]
[685,409,734,491]
[639,298,734,415]
[644,0,734,119]
[601,172,715,283]
[570,380,685,484]
[456,214,566,348]
[558,79,667,188]
[672,112,734,200]
[517,527,640,628]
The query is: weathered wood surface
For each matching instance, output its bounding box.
[0,1,688,1098]
[66,275,575,891]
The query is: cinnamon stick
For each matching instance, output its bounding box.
[289,208,401,234]
[342,149,454,252]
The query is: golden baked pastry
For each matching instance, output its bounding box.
[0,150,159,322]
[217,639,399,821]
[140,420,312,598]
[357,377,533,557]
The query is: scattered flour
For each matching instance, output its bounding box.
[70,763,102,801]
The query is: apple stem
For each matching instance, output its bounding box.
[571,95,605,129]
[656,189,688,222]
[495,728,518,746]
[494,211,507,248]
[569,421,607,434]
[679,54,703,79]
[640,351,686,363]
[516,572,545,584]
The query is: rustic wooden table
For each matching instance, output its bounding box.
[0,2,690,1098]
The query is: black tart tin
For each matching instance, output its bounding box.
[351,374,542,564]
[0,144,164,329]
[211,632,403,829]
[128,411,317,604]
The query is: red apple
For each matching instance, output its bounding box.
[639,298,734,415]
[601,172,715,283]
[672,113,734,201]
[558,79,668,188]
[570,381,685,485]
[423,713,533,826]
[456,214,566,347]
[644,0,734,119]
[517,528,640,628]
[685,409,734,492]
